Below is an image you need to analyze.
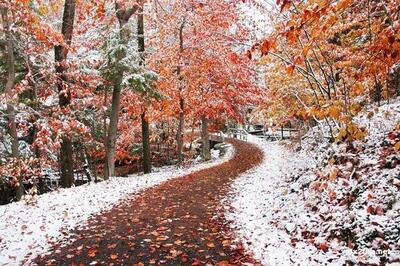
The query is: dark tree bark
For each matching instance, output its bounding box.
[141,111,151,173]
[104,2,140,179]
[372,76,382,106]
[1,7,23,200]
[201,116,211,161]
[138,6,151,173]
[55,0,76,188]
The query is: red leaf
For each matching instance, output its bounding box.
[286,64,295,75]
[318,242,329,251]
[260,40,271,55]
[87,247,97,257]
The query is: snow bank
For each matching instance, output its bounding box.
[0,145,234,265]
[224,135,317,265]
[225,100,400,265]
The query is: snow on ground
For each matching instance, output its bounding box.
[0,146,234,266]
[224,135,318,265]
[225,100,400,265]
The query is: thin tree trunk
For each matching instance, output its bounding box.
[1,8,24,200]
[201,116,211,161]
[25,57,43,194]
[55,0,76,188]
[167,121,171,164]
[105,83,122,178]
[7,104,23,199]
[104,3,140,179]
[189,119,196,151]
[141,111,151,173]
[176,98,184,164]
[103,88,110,179]
[1,8,15,95]
[176,19,186,164]
[138,6,151,173]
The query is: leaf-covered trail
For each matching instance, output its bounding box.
[34,139,263,265]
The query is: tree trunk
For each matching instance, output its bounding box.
[102,88,109,179]
[176,19,186,164]
[138,6,151,173]
[176,98,184,164]
[1,8,15,95]
[372,76,382,106]
[201,116,211,161]
[104,3,139,179]
[25,60,43,194]
[55,0,76,188]
[167,121,171,164]
[59,137,74,187]
[104,83,122,179]
[8,105,23,199]
[141,111,151,173]
[189,121,195,151]
[1,8,23,200]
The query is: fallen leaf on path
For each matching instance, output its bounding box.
[87,247,97,257]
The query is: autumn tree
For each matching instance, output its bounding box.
[146,1,188,163]
[175,15,186,164]
[103,0,142,179]
[249,0,400,141]
[55,0,77,188]
[1,6,23,199]
[148,0,261,161]
[137,2,151,173]
[0,0,261,203]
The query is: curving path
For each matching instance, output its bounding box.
[34,139,263,266]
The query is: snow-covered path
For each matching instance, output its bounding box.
[0,149,234,265]
[224,136,319,265]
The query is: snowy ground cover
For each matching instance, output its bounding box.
[225,100,400,265]
[0,145,234,265]
[224,135,317,265]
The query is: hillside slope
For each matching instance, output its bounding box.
[225,100,400,265]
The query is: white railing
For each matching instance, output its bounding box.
[226,128,248,141]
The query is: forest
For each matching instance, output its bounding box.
[0,0,399,265]
[0,0,263,201]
